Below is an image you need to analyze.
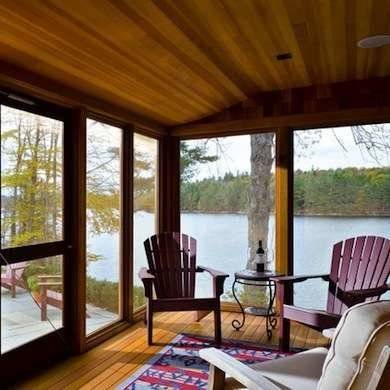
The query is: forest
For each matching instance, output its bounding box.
[180,167,390,216]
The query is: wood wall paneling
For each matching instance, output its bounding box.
[170,77,390,137]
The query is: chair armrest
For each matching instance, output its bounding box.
[11,265,26,271]
[199,348,280,390]
[338,284,390,306]
[271,274,330,284]
[11,265,26,278]
[138,267,154,298]
[197,265,229,279]
[198,266,229,297]
[138,267,155,281]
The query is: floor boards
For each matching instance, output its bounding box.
[16,311,328,389]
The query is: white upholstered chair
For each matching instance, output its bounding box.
[200,300,390,390]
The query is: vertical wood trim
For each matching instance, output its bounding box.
[68,107,87,353]
[159,136,180,233]
[275,128,293,276]
[63,110,72,350]
[276,127,294,323]
[158,138,164,232]
[122,126,133,320]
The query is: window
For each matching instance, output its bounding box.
[180,133,276,305]
[86,119,121,334]
[133,133,158,310]
[1,105,63,248]
[1,104,65,354]
[1,256,63,353]
[293,124,390,308]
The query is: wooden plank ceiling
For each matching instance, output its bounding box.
[0,0,389,126]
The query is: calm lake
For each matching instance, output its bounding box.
[89,212,390,309]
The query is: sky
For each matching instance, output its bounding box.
[187,124,390,180]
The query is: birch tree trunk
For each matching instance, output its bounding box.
[246,133,274,270]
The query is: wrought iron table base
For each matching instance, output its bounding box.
[231,277,277,339]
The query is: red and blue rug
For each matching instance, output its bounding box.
[118,333,296,389]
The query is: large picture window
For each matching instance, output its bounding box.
[1,104,65,353]
[86,119,121,334]
[1,106,63,248]
[293,124,390,308]
[180,133,276,305]
[133,133,158,311]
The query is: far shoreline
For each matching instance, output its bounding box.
[179,210,390,218]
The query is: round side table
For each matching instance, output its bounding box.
[231,270,284,339]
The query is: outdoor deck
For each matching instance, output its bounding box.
[16,310,328,389]
[1,288,117,353]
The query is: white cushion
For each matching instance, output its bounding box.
[318,300,390,390]
[224,348,328,390]
[322,328,336,339]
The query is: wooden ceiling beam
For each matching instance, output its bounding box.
[0,59,166,136]
[170,76,390,138]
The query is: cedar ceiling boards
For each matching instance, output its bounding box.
[0,0,388,128]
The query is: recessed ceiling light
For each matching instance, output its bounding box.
[276,52,292,61]
[357,35,390,48]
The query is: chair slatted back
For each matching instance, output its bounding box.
[144,232,197,299]
[5,262,27,279]
[327,236,390,315]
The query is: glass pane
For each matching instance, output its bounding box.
[1,256,63,354]
[86,119,121,334]
[180,133,276,306]
[133,133,158,311]
[1,105,63,248]
[294,124,390,309]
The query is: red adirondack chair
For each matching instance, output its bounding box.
[273,235,390,351]
[1,262,27,297]
[37,274,63,321]
[139,232,229,345]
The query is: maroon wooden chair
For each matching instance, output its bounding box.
[139,232,229,345]
[37,274,91,321]
[1,262,27,297]
[37,274,63,321]
[272,236,390,351]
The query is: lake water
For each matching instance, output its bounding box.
[89,212,390,309]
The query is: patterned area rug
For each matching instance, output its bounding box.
[118,333,296,389]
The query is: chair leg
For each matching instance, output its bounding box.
[214,308,222,345]
[208,364,225,390]
[276,283,292,352]
[279,317,290,352]
[40,287,47,321]
[195,310,210,322]
[147,300,153,345]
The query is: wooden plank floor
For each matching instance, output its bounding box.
[16,311,328,389]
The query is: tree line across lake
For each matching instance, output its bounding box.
[180,167,390,216]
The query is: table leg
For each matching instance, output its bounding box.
[266,281,277,339]
[231,279,245,331]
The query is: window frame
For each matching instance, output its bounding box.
[132,131,160,313]
[0,92,73,373]
[84,113,162,347]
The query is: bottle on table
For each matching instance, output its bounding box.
[255,240,266,273]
